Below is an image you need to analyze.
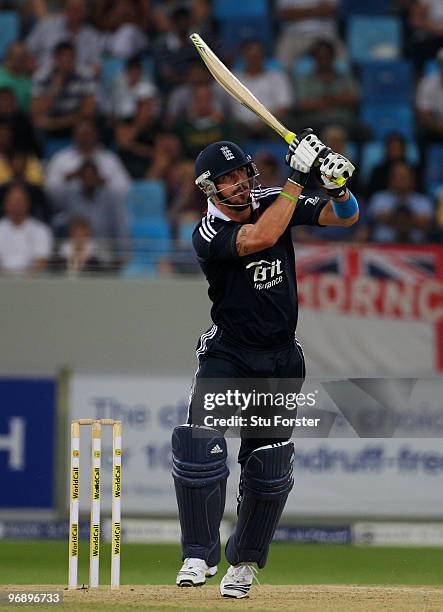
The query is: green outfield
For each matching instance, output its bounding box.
[1,541,442,586]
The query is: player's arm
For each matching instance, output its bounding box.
[316,151,359,227]
[236,129,325,256]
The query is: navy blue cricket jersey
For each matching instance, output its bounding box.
[192,187,329,350]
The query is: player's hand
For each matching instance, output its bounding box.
[286,128,326,187]
[318,150,355,198]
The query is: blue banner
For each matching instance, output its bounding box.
[0,378,56,508]
[274,525,352,544]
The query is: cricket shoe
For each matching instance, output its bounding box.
[219,563,259,598]
[176,558,217,587]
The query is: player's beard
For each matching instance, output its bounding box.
[223,183,251,211]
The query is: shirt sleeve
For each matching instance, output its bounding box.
[290,193,329,226]
[33,224,53,259]
[31,69,48,98]
[368,192,393,217]
[416,76,434,112]
[193,220,241,262]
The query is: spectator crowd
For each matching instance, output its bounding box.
[0,0,442,276]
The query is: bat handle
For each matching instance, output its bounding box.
[284,131,296,144]
[284,132,346,187]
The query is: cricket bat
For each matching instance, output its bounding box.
[190,33,345,186]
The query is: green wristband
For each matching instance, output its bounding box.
[280,191,299,204]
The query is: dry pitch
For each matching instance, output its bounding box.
[2,585,443,611]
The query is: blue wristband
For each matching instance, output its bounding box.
[331,191,359,219]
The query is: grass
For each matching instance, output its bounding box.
[0,541,442,587]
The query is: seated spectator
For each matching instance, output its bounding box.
[276,0,343,70]
[416,47,443,142]
[368,161,433,243]
[0,122,13,168]
[0,147,43,187]
[0,42,33,113]
[31,41,97,139]
[50,160,129,266]
[435,186,443,237]
[0,87,39,154]
[48,215,109,275]
[320,124,361,194]
[153,0,216,39]
[166,61,231,126]
[168,160,205,237]
[45,118,131,197]
[366,133,420,197]
[174,83,233,157]
[115,95,160,178]
[26,0,104,72]
[0,149,50,223]
[92,0,149,59]
[147,132,185,191]
[254,150,286,188]
[409,0,443,69]
[295,40,360,134]
[110,54,158,121]
[0,183,53,274]
[232,40,293,140]
[153,7,204,92]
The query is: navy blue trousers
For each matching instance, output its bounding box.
[187,327,305,466]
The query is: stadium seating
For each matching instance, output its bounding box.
[347,17,402,62]
[360,60,413,103]
[244,141,289,175]
[219,17,272,51]
[361,103,414,140]
[424,145,443,197]
[293,56,350,78]
[360,141,419,182]
[0,11,18,59]
[213,0,267,18]
[43,138,72,160]
[340,0,391,16]
[423,59,438,76]
[233,57,284,72]
[124,218,172,277]
[101,56,154,98]
[126,180,166,220]
[178,221,197,245]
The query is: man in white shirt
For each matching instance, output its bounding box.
[416,47,443,140]
[110,54,158,120]
[26,0,104,72]
[233,40,293,138]
[45,118,131,198]
[0,183,53,273]
[276,0,341,70]
[368,161,432,243]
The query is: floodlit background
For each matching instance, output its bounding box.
[0,0,443,604]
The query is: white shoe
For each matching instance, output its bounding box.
[219,563,258,598]
[176,558,217,587]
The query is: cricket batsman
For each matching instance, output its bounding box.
[172,130,358,597]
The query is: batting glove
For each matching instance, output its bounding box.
[286,128,326,187]
[317,151,355,198]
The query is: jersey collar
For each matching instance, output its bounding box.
[207,196,259,222]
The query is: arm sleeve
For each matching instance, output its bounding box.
[416,77,433,112]
[290,193,330,227]
[33,224,53,259]
[193,222,241,262]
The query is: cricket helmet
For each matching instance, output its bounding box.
[195,140,259,207]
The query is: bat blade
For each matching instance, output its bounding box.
[190,33,296,144]
[190,33,346,187]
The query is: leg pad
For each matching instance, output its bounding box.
[172,425,229,567]
[226,441,294,568]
